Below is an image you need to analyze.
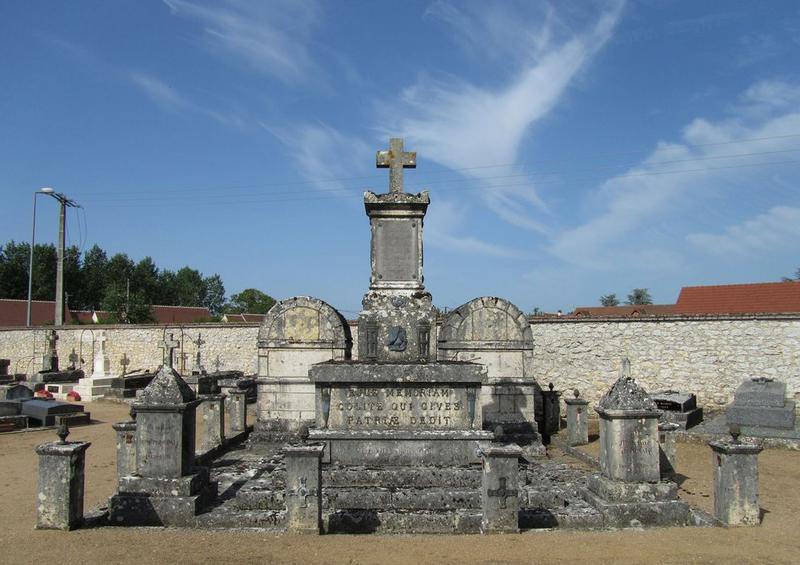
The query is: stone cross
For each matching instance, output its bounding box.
[192,333,206,372]
[159,333,180,369]
[120,353,130,375]
[376,137,416,194]
[47,330,59,353]
[212,355,223,372]
[68,348,79,369]
[487,477,518,509]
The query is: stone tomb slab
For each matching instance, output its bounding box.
[22,399,85,426]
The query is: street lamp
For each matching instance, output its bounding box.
[26,187,79,327]
[26,187,55,327]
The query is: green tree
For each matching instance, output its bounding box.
[175,267,205,306]
[781,268,800,282]
[0,241,31,299]
[227,288,276,314]
[600,293,620,307]
[202,274,226,315]
[132,257,160,304]
[156,269,178,305]
[101,286,154,324]
[626,288,653,305]
[105,253,135,292]
[76,245,108,309]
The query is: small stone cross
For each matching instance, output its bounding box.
[292,476,316,509]
[487,477,518,509]
[376,137,416,194]
[192,333,206,349]
[120,353,130,375]
[47,330,59,352]
[213,355,223,372]
[159,333,180,369]
[68,348,79,369]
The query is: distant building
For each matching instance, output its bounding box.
[220,312,265,323]
[571,305,676,318]
[674,281,800,315]
[0,299,211,326]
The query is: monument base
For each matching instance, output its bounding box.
[308,429,493,465]
[583,474,690,528]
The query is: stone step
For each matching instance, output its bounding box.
[324,509,482,534]
[323,465,481,488]
[195,508,286,531]
[324,486,481,511]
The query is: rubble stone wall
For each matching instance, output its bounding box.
[1,314,798,409]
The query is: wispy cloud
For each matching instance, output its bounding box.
[387,1,625,233]
[426,199,522,258]
[688,206,800,255]
[128,70,245,128]
[163,0,320,84]
[549,80,800,267]
[265,123,373,197]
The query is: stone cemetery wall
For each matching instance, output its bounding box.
[530,315,800,409]
[1,314,798,410]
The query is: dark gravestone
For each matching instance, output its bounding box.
[0,359,12,384]
[1,383,34,401]
[22,400,84,427]
[650,390,703,429]
[0,400,22,417]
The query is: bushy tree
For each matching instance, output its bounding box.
[600,294,619,307]
[626,288,653,305]
[202,274,226,315]
[227,288,276,314]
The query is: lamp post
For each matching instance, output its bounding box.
[26,188,80,327]
[26,187,55,327]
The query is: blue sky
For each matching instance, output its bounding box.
[2,1,799,315]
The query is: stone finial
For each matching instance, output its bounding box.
[573,388,580,399]
[729,422,741,444]
[57,421,69,444]
[138,365,195,405]
[598,358,657,411]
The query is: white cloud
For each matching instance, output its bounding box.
[163,0,320,84]
[128,70,245,128]
[549,80,800,266]
[265,123,373,197]
[426,200,522,258]
[387,1,624,233]
[688,206,800,255]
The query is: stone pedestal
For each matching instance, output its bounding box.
[541,384,562,437]
[112,421,137,489]
[226,389,247,434]
[585,360,689,527]
[284,444,324,534]
[564,392,589,446]
[709,439,763,526]
[199,394,225,452]
[110,365,214,527]
[73,331,117,400]
[658,422,680,478]
[480,444,522,534]
[35,440,91,530]
[726,378,796,430]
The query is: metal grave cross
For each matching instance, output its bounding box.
[212,355,223,372]
[68,348,79,369]
[47,330,59,352]
[120,353,130,375]
[376,137,416,194]
[159,333,180,369]
[487,477,518,509]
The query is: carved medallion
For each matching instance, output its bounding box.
[385,326,407,351]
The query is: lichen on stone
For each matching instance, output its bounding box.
[138,365,195,405]
[598,358,657,411]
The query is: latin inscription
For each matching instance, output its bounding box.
[328,386,469,430]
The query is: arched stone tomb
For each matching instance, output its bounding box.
[255,296,352,440]
[438,296,543,452]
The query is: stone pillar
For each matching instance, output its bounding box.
[35,438,91,530]
[480,444,522,534]
[709,436,762,526]
[112,421,137,488]
[199,394,225,452]
[109,365,214,527]
[284,444,324,534]
[658,422,680,478]
[226,389,247,434]
[564,389,589,446]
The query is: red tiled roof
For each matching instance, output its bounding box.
[674,281,800,314]
[0,299,211,326]
[571,304,676,317]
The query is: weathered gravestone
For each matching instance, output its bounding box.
[0,359,12,384]
[109,336,215,526]
[564,389,590,446]
[584,359,690,527]
[73,330,118,400]
[651,390,703,429]
[726,377,796,430]
[35,425,90,530]
[709,425,763,526]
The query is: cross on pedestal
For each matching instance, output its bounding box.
[159,333,180,369]
[212,355,223,373]
[68,348,79,369]
[47,330,59,353]
[120,353,130,375]
[487,477,519,509]
[376,137,416,194]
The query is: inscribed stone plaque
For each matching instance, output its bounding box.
[283,307,321,341]
[375,220,418,281]
[328,385,470,430]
